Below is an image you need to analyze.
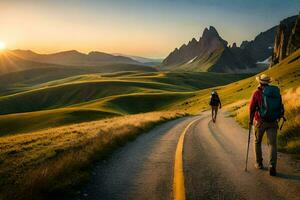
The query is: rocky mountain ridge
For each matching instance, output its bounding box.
[162,14,299,73]
[163,26,227,67]
[272,14,299,65]
[240,26,277,62]
[162,26,258,73]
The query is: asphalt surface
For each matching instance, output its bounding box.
[77,111,300,200]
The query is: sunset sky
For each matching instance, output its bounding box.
[0,0,299,58]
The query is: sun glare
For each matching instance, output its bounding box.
[0,41,6,50]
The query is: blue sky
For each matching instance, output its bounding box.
[0,0,299,58]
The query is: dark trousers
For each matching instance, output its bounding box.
[254,121,278,168]
[211,106,219,122]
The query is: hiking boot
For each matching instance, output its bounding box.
[255,163,263,169]
[269,166,277,176]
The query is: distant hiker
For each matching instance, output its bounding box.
[209,90,221,123]
[249,74,284,176]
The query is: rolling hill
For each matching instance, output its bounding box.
[0,72,250,135]
[0,51,66,74]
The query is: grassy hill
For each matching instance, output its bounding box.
[0,65,157,96]
[0,71,249,135]
[0,108,116,136]
[168,49,224,72]
[0,51,69,75]
[0,111,183,200]
[182,48,300,114]
[0,81,185,115]
[172,49,300,153]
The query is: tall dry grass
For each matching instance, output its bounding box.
[278,86,300,153]
[0,111,184,200]
[283,86,300,107]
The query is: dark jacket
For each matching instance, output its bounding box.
[210,93,221,106]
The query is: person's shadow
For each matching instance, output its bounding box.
[261,167,300,181]
[276,173,300,181]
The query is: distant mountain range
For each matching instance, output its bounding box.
[0,50,157,75]
[11,50,141,66]
[160,14,298,73]
[0,51,61,74]
[113,53,163,65]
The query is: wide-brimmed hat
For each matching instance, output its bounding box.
[256,74,272,84]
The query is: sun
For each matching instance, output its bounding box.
[0,41,6,50]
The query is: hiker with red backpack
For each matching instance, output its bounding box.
[249,74,285,176]
[209,90,222,123]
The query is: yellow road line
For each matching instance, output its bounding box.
[173,118,200,200]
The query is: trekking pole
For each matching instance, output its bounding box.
[280,116,287,131]
[245,125,252,172]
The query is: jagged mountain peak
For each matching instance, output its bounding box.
[162,26,228,67]
[161,24,269,72]
[188,38,198,45]
[208,26,219,35]
[200,26,228,49]
[180,44,187,49]
[191,38,197,42]
[161,14,298,73]
[202,26,220,39]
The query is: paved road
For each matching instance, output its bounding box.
[77,111,300,200]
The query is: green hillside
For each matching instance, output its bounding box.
[0,81,187,115]
[173,49,300,153]
[0,71,250,115]
[0,71,249,135]
[0,63,157,95]
[176,49,224,72]
[82,92,194,114]
[0,108,116,136]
